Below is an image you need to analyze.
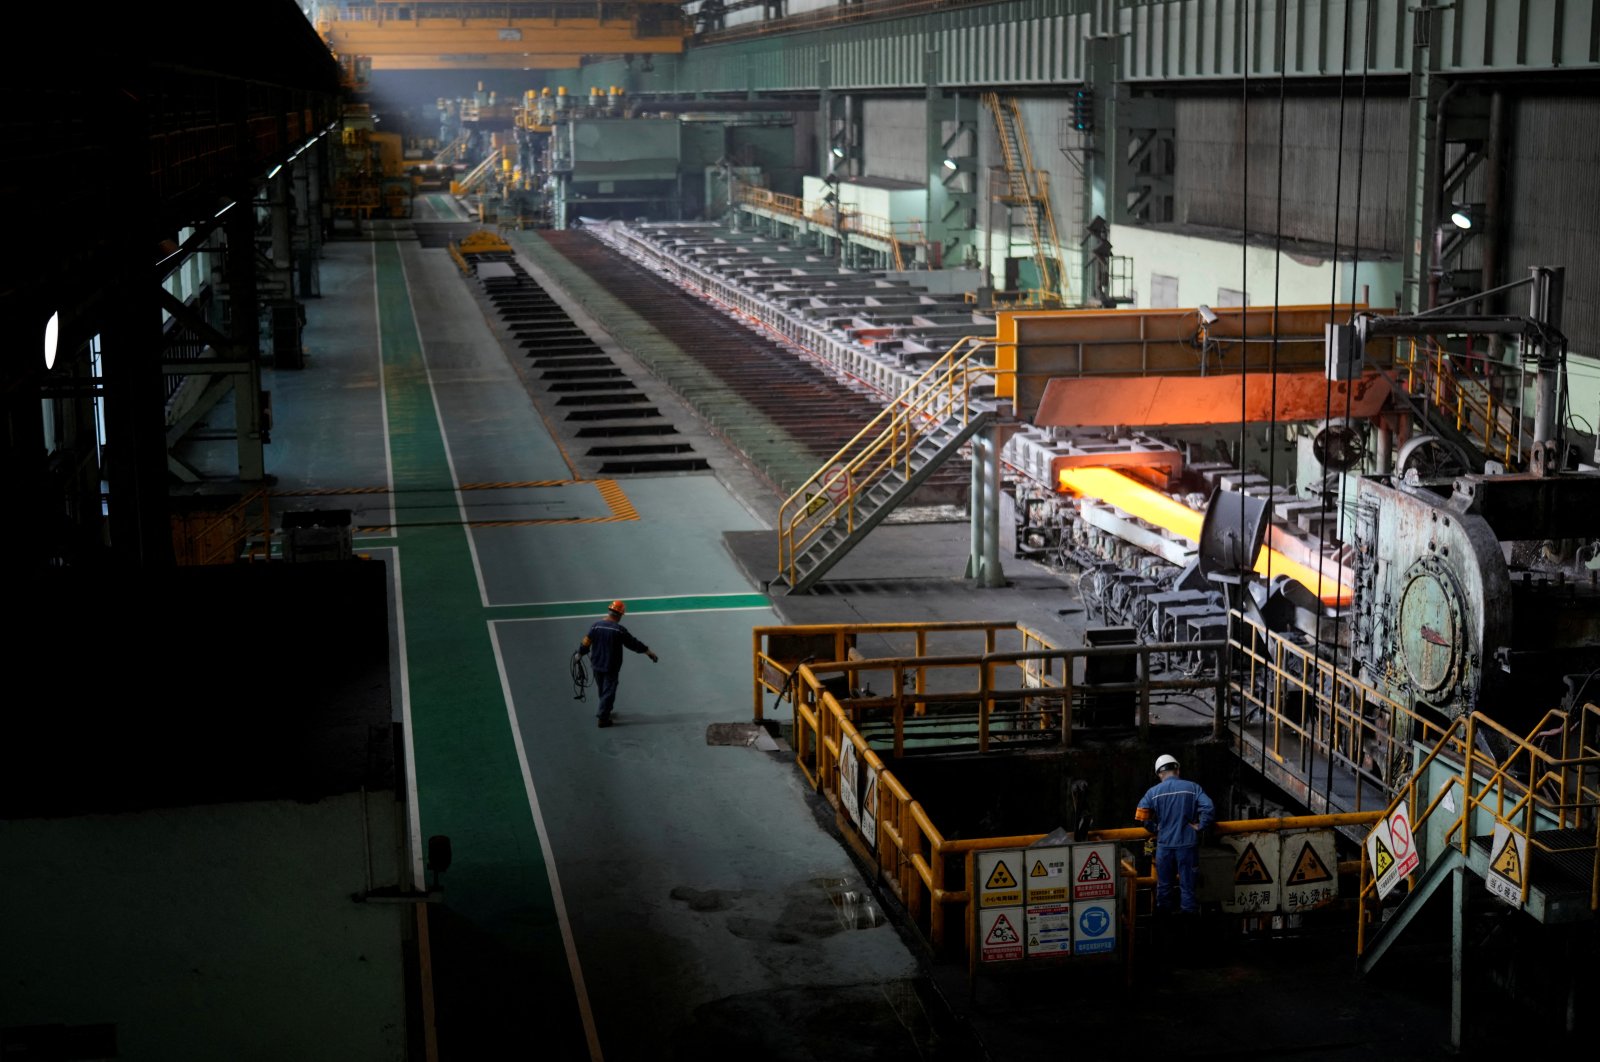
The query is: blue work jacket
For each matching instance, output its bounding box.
[580,619,649,674]
[1135,776,1215,849]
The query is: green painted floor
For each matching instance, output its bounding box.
[290,226,921,1060]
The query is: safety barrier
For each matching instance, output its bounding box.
[753,620,1232,955]
[1356,703,1600,955]
[1229,617,1452,814]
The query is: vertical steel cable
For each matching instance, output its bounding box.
[1262,0,1292,778]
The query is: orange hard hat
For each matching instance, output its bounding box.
[608,600,626,615]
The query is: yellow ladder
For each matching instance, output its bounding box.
[982,93,1068,306]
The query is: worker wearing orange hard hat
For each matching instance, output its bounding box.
[576,599,658,728]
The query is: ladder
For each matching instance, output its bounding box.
[982,93,1067,306]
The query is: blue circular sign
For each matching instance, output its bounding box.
[1078,905,1111,937]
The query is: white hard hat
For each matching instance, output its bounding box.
[1155,754,1180,774]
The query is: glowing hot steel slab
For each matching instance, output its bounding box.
[1058,467,1353,605]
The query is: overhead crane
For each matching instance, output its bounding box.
[312,0,689,71]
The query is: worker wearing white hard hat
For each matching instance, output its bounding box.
[1134,753,1216,914]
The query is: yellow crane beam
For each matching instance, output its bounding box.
[318,7,689,67]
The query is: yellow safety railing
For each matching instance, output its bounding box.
[173,488,274,565]
[753,619,1381,961]
[1230,618,1453,808]
[1399,338,1521,467]
[1355,704,1600,955]
[775,335,995,588]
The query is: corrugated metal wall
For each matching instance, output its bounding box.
[1174,94,1410,255]
[1507,95,1599,356]
[862,98,929,184]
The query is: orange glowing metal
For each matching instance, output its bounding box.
[1058,467,1353,606]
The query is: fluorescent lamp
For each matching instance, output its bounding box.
[44,311,59,370]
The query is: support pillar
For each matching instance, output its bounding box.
[965,425,1006,588]
[1450,863,1465,1052]
[224,188,266,482]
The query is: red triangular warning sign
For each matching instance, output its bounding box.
[1077,851,1111,881]
[985,913,1020,944]
[1287,842,1333,885]
[1234,842,1274,884]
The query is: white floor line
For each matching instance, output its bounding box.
[386,547,425,890]
[496,604,774,623]
[489,622,604,1062]
[372,239,398,531]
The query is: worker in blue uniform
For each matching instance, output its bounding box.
[577,600,658,728]
[1134,753,1216,914]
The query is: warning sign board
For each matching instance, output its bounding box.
[1280,831,1339,911]
[1023,845,1071,904]
[1072,899,1117,955]
[1387,803,1420,879]
[860,765,879,847]
[838,741,860,827]
[1484,821,1527,909]
[1367,817,1400,900]
[978,849,1023,908]
[1025,903,1073,955]
[978,908,1025,962]
[1071,843,1118,901]
[1222,832,1281,913]
[824,462,851,503]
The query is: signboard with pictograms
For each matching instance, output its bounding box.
[1071,843,1117,901]
[1026,904,1073,955]
[860,765,879,847]
[1280,831,1340,911]
[1367,816,1401,899]
[1484,821,1527,909]
[978,850,1023,908]
[1024,846,1071,903]
[1072,899,1117,955]
[1221,832,1281,913]
[838,740,860,827]
[1387,802,1420,879]
[978,907,1025,962]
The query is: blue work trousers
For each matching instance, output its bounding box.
[1155,845,1200,913]
[595,671,620,720]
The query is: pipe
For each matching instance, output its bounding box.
[1427,80,1462,311]
[1484,90,1505,360]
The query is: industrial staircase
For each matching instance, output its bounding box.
[450,145,505,197]
[1398,338,1526,470]
[982,93,1067,306]
[772,336,997,594]
[1357,703,1600,975]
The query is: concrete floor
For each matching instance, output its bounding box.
[255,210,1566,1061]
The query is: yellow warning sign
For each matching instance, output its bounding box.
[1371,837,1395,879]
[986,860,1018,890]
[1030,860,1048,878]
[1287,841,1334,885]
[1234,841,1274,884]
[1491,834,1523,884]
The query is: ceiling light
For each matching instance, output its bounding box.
[942,158,958,171]
[266,164,283,179]
[830,146,845,159]
[1449,205,1474,230]
[44,311,59,370]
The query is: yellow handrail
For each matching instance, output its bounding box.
[1355,705,1600,955]
[1399,339,1520,467]
[774,334,995,587]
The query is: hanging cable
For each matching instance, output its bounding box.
[571,650,590,701]
[1261,0,1292,780]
